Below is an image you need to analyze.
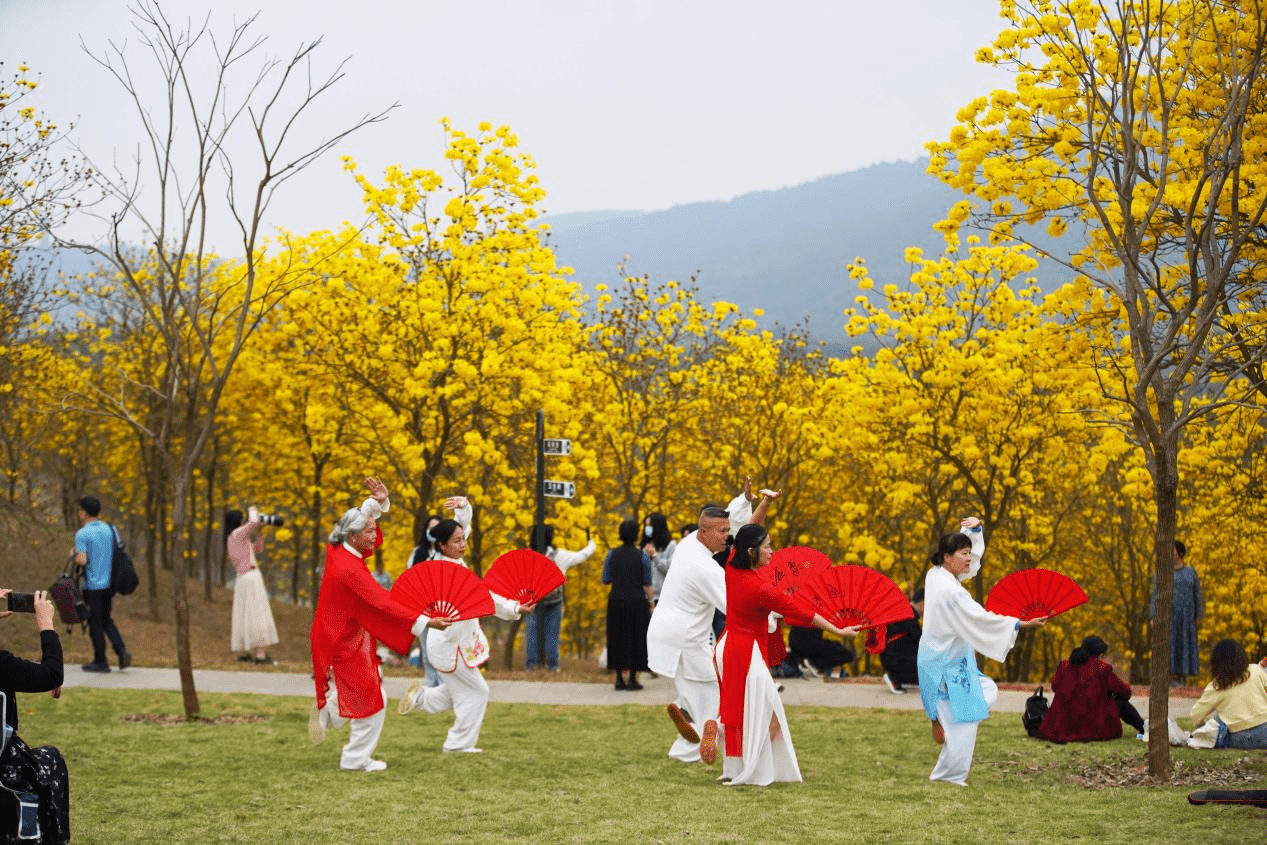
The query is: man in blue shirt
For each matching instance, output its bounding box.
[73,496,131,672]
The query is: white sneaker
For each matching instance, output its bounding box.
[342,758,387,772]
[397,679,423,715]
[308,702,329,744]
[882,673,905,695]
[800,660,822,678]
[443,747,482,753]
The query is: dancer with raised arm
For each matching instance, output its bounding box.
[917,517,1045,785]
[309,478,449,772]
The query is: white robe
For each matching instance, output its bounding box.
[646,531,727,761]
[646,532,727,681]
[917,526,1019,785]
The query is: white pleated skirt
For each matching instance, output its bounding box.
[231,567,279,652]
[717,636,803,786]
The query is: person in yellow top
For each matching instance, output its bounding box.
[1188,639,1267,749]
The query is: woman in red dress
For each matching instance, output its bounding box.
[706,523,860,785]
[1037,636,1144,743]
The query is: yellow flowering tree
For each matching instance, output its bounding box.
[840,237,1106,678]
[928,0,1267,774]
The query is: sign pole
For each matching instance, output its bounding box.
[534,410,546,553]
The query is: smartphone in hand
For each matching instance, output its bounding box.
[6,592,36,613]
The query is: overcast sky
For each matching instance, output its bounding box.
[1,0,1011,247]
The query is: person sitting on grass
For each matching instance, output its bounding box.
[1187,639,1267,749]
[1037,635,1144,743]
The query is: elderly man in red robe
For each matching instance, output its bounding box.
[309,477,449,772]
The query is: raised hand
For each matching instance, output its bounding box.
[365,477,389,504]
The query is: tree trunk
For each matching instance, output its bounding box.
[169,464,200,720]
[308,489,324,613]
[1146,435,1179,778]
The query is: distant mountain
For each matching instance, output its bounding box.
[543,159,1067,344]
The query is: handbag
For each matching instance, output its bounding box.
[1022,685,1049,736]
[110,525,139,596]
[47,557,88,632]
[0,693,71,845]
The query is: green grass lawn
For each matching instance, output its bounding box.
[15,688,1267,844]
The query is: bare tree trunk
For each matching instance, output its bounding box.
[308,489,324,613]
[1147,449,1178,778]
[169,463,200,719]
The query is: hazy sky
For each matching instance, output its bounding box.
[1,0,1011,246]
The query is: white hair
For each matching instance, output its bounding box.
[328,507,370,545]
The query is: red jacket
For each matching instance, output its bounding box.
[1037,657,1132,743]
[310,529,418,718]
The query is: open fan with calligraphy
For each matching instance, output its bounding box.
[760,546,833,598]
[390,560,494,622]
[482,549,565,605]
[802,565,914,629]
[985,568,1087,621]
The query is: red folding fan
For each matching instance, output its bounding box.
[482,549,565,605]
[390,560,495,622]
[802,565,914,629]
[760,546,834,598]
[985,568,1087,621]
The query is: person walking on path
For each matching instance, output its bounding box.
[73,496,131,673]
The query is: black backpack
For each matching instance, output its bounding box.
[110,524,140,596]
[1022,685,1049,736]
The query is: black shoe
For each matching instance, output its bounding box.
[82,662,110,673]
[237,654,254,662]
[615,675,627,690]
[627,680,643,691]
[119,650,132,671]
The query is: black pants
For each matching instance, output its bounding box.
[788,627,855,674]
[83,588,126,664]
[1117,698,1146,733]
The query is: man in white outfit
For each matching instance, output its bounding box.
[646,505,731,762]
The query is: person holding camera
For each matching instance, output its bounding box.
[225,507,281,665]
[72,496,130,673]
[0,590,63,732]
[1,589,69,844]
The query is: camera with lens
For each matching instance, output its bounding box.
[257,513,284,527]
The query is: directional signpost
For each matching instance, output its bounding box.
[542,438,572,457]
[543,480,575,498]
[533,412,577,552]
[522,411,579,669]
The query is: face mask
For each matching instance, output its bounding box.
[644,526,653,538]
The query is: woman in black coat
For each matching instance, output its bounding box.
[1,588,68,845]
[0,589,63,732]
[603,519,654,691]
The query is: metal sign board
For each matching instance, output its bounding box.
[542,438,573,456]
[543,480,575,499]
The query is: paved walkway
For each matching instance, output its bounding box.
[60,667,1199,717]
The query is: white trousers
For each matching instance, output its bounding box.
[416,660,489,751]
[668,659,719,763]
[930,675,998,785]
[323,682,388,770]
[341,708,386,770]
